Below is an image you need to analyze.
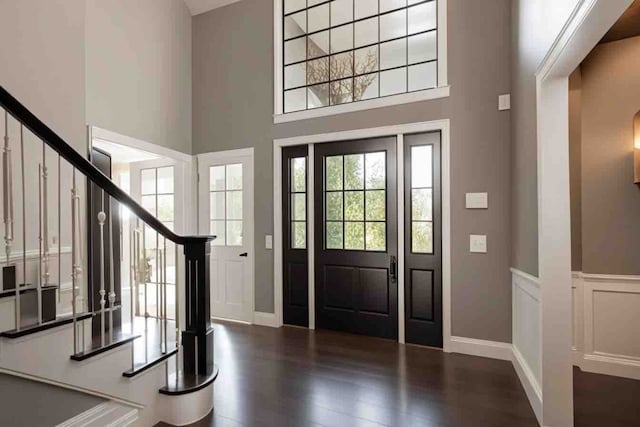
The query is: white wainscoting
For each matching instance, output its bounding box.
[510,268,542,424]
[572,272,640,380]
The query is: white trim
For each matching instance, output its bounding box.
[3,246,71,262]
[513,345,543,423]
[56,401,138,427]
[273,119,451,347]
[447,336,512,361]
[307,145,315,330]
[274,87,451,124]
[253,311,278,328]
[273,0,450,123]
[397,135,405,344]
[90,126,192,163]
[535,2,633,425]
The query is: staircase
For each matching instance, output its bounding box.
[0,86,218,426]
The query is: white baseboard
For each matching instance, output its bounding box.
[513,345,542,424]
[573,350,640,381]
[253,311,278,328]
[448,336,512,361]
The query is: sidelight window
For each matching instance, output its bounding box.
[324,152,386,251]
[410,145,433,253]
[290,157,308,249]
[209,164,243,246]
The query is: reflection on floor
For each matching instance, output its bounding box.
[574,366,640,426]
[157,321,538,427]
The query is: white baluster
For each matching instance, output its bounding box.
[3,110,14,265]
[98,193,107,347]
[71,169,78,354]
[108,196,115,343]
[163,237,168,355]
[41,143,49,287]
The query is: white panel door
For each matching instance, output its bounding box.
[198,151,254,323]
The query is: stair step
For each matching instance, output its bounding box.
[159,363,219,396]
[1,313,93,339]
[70,333,140,362]
[123,347,178,378]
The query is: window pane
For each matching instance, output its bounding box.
[344,154,364,190]
[285,88,307,113]
[330,24,353,53]
[325,156,343,190]
[326,222,343,249]
[308,3,330,33]
[143,224,157,251]
[355,46,378,75]
[380,39,406,70]
[330,52,354,80]
[412,221,433,253]
[291,157,306,192]
[380,67,407,96]
[331,0,354,26]
[210,192,225,220]
[345,222,365,250]
[308,83,330,109]
[330,78,353,105]
[380,0,406,13]
[308,31,329,59]
[157,167,174,194]
[284,37,306,65]
[326,192,343,220]
[292,221,307,249]
[226,191,243,220]
[227,221,243,246]
[354,73,379,101]
[365,152,386,189]
[210,166,225,191]
[408,62,437,91]
[141,169,155,195]
[355,0,378,19]
[411,145,433,187]
[408,2,437,34]
[292,193,306,221]
[285,62,307,90]
[284,0,305,14]
[366,222,386,251]
[345,191,364,221]
[408,31,437,64]
[284,10,307,40]
[157,195,174,222]
[211,220,225,246]
[355,17,378,48]
[412,188,432,221]
[365,190,385,220]
[307,57,329,85]
[380,9,406,41]
[226,164,243,190]
[141,195,156,216]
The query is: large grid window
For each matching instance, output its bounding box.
[290,157,307,249]
[324,152,387,251]
[283,0,438,113]
[209,164,243,246]
[410,145,433,253]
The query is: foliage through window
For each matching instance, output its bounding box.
[410,145,433,253]
[290,157,307,249]
[283,0,438,113]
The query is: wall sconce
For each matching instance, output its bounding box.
[636,111,640,184]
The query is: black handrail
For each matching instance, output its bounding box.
[0,86,212,245]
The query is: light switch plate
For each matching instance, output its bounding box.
[466,192,488,209]
[265,235,273,250]
[470,235,487,253]
[498,94,511,111]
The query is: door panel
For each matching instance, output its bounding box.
[282,146,309,327]
[404,132,442,347]
[315,137,398,339]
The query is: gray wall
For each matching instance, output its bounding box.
[571,36,640,275]
[569,68,582,272]
[86,0,193,154]
[194,0,513,342]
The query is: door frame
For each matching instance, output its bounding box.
[273,119,451,348]
[196,148,255,324]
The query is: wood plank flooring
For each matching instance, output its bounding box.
[158,321,538,427]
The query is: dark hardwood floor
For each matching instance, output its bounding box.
[158,321,538,427]
[573,366,640,426]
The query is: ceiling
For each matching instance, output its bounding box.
[183,0,243,16]
[601,0,640,43]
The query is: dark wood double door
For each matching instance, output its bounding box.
[283,133,442,346]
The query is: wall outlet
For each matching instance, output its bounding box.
[470,235,487,253]
[465,192,488,209]
[498,94,511,111]
[265,235,273,250]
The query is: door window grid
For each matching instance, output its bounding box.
[324,152,387,251]
[290,157,307,249]
[209,164,244,247]
[283,0,438,113]
[410,145,433,253]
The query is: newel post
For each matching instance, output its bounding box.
[182,239,214,375]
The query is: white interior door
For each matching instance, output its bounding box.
[198,150,254,323]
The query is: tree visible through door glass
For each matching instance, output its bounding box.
[411,145,433,253]
[290,157,307,249]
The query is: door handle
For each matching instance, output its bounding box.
[239,252,248,257]
[390,256,397,283]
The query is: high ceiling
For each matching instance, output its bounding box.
[601,0,640,43]
[183,0,243,16]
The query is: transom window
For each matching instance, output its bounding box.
[209,164,243,246]
[283,0,438,113]
[290,157,307,249]
[324,152,387,251]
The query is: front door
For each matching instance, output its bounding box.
[314,137,398,339]
[198,152,253,323]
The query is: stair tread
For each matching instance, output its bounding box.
[0,313,93,338]
[70,332,140,362]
